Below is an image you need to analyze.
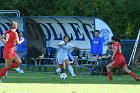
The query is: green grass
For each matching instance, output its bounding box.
[0,67,140,93]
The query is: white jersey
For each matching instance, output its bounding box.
[57,41,74,64]
[57,41,73,56]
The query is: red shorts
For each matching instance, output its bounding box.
[111,58,127,68]
[3,51,17,59]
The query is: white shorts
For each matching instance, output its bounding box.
[57,54,68,64]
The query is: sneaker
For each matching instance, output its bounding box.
[18,70,24,73]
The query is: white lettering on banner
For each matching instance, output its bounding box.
[39,23,94,41]
[32,17,95,49]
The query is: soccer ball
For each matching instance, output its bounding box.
[60,73,67,79]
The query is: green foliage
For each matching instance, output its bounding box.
[0,0,140,39]
[126,22,134,39]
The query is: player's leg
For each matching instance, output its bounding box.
[1,52,17,79]
[9,53,22,70]
[65,59,76,77]
[106,62,113,81]
[57,57,65,74]
[95,59,103,75]
[15,52,25,73]
[122,65,139,81]
[56,67,61,74]
[56,62,66,74]
[55,61,59,74]
[58,64,64,73]
[0,58,12,79]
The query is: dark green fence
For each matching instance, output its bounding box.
[121,40,136,64]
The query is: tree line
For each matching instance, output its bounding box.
[0,0,140,39]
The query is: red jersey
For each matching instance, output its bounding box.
[111,42,126,67]
[3,30,18,58]
[112,42,124,59]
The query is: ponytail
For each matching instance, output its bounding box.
[111,36,121,42]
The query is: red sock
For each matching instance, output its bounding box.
[0,67,8,78]
[129,71,139,80]
[107,71,113,81]
[9,62,20,70]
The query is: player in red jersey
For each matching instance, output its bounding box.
[0,21,24,82]
[106,36,139,81]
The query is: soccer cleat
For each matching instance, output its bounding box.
[108,79,112,81]
[4,72,8,78]
[15,67,20,72]
[90,71,94,76]
[55,68,61,74]
[136,78,139,81]
[18,70,24,73]
[54,71,57,74]
[55,71,61,75]
[108,78,113,81]
[73,75,76,78]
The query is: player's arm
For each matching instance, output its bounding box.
[0,35,6,45]
[57,43,66,46]
[72,46,81,50]
[72,46,87,50]
[111,46,117,60]
[100,54,112,59]
[15,37,24,44]
[90,40,94,56]
[96,38,103,59]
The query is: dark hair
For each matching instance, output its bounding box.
[95,30,100,33]
[107,41,113,45]
[63,35,70,42]
[111,36,121,42]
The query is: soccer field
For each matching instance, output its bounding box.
[0,69,140,93]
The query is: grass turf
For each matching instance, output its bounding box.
[0,67,140,93]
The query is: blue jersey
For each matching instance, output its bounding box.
[90,37,103,56]
[17,38,27,52]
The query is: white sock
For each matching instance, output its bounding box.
[68,65,75,77]
[56,68,61,74]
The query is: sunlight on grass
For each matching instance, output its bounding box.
[0,70,140,93]
[0,83,140,93]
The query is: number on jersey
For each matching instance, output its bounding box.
[5,34,10,42]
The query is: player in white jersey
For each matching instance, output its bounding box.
[56,35,82,77]
[55,50,74,75]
